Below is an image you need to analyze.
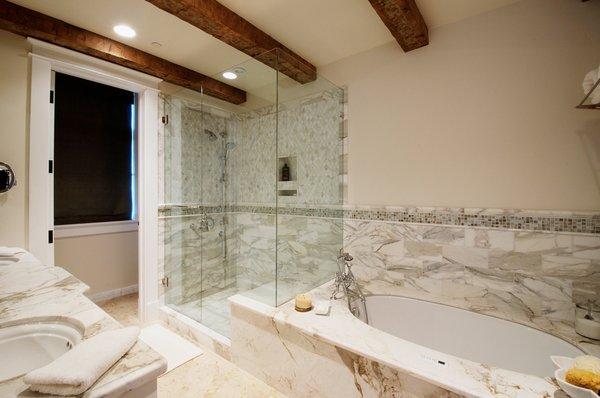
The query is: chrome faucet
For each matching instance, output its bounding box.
[331,250,366,317]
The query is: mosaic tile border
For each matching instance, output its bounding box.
[158,204,343,218]
[158,204,600,234]
[344,207,600,234]
[158,204,224,217]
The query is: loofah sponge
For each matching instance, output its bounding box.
[565,368,600,393]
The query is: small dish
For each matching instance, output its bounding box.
[554,368,598,398]
[552,356,575,370]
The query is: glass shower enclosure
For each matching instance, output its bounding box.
[158,49,344,337]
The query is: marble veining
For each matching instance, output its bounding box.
[0,264,166,397]
[230,281,598,398]
[345,219,600,323]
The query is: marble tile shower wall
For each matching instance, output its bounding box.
[158,90,344,308]
[159,214,236,306]
[162,97,228,205]
[161,90,344,208]
[228,89,344,206]
[225,212,342,303]
[344,216,600,336]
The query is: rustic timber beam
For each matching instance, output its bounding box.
[368,0,428,52]
[0,0,246,104]
[145,0,317,84]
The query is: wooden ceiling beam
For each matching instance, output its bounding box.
[0,0,246,104]
[145,0,317,84]
[368,0,428,52]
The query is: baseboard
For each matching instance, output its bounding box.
[88,284,138,303]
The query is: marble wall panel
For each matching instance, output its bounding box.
[344,218,600,328]
[160,214,233,306]
[228,89,344,207]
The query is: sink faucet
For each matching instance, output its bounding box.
[331,250,366,317]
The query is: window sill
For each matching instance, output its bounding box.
[54,220,139,239]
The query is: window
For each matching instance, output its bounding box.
[53,73,137,225]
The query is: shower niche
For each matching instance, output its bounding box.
[277,155,297,196]
[159,49,345,338]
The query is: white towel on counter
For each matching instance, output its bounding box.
[583,66,600,104]
[23,326,140,396]
[0,246,25,257]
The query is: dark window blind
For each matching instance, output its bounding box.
[54,73,135,225]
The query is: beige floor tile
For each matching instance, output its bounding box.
[98,292,139,326]
[100,294,285,398]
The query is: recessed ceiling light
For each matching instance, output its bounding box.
[113,25,136,38]
[222,67,246,80]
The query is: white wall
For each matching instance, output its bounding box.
[321,0,600,211]
[0,31,30,247]
[55,231,138,296]
[0,30,138,296]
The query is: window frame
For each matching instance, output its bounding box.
[54,219,139,238]
[52,72,138,227]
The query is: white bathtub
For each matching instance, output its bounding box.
[354,295,583,378]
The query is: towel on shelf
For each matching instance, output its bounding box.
[23,326,140,396]
[583,66,600,104]
[0,247,25,257]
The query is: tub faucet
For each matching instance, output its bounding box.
[332,250,366,316]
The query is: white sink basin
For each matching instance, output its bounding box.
[0,320,83,382]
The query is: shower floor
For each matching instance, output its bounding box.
[168,278,320,337]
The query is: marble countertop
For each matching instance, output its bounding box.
[0,263,167,397]
[232,281,599,398]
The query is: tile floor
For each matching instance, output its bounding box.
[99,294,285,398]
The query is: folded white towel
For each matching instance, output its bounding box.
[0,246,25,257]
[583,67,600,104]
[24,326,140,396]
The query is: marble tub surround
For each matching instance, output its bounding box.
[230,284,579,398]
[344,216,600,346]
[0,263,167,397]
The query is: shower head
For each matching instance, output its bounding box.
[204,129,218,141]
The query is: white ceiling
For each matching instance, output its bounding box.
[10,0,520,102]
[218,0,521,66]
[12,0,520,69]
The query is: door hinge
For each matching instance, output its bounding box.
[161,276,169,287]
[48,230,53,244]
[49,90,54,104]
[161,115,169,125]
[48,160,53,173]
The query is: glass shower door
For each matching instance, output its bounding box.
[160,94,206,325]
[195,104,232,337]
[160,49,344,337]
